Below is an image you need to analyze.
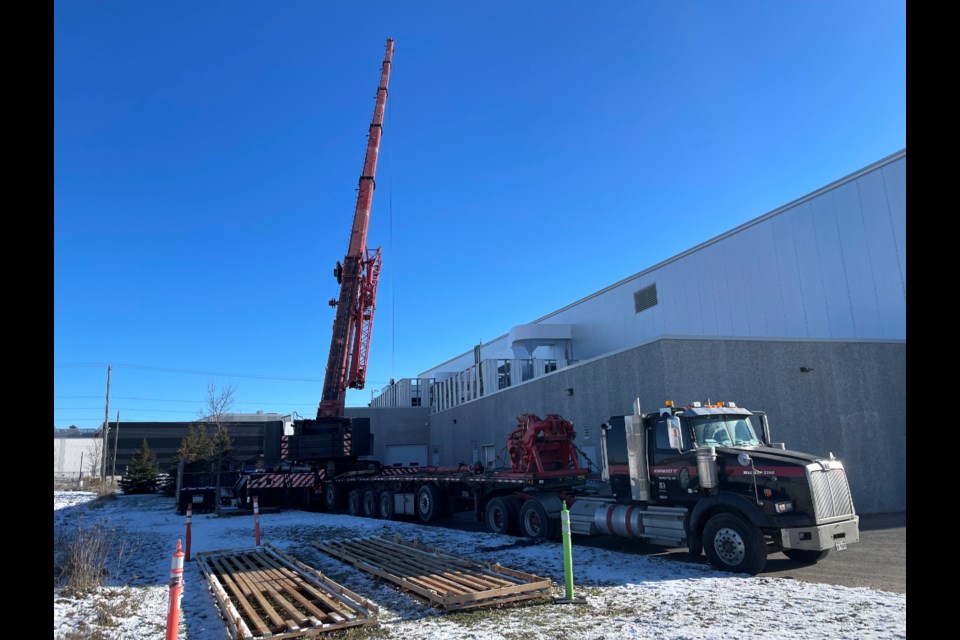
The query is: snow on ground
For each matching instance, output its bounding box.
[54,492,906,639]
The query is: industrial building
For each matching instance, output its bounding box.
[363,149,906,515]
[53,413,291,477]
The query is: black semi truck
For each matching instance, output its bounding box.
[229,399,859,575]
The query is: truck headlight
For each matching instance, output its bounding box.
[774,501,793,514]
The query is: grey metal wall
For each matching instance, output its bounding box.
[345,407,431,464]
[426,337,905,514]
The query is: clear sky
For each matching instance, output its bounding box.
[54,1,906,429]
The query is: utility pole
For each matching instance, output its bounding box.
[102,364,112,481]
[112,410,121,484]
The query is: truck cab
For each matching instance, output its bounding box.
[590,400,860,574]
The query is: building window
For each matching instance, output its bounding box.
[634,283,658,313]
[497,360,511,390]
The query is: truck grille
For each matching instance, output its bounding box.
[808,465,855,522]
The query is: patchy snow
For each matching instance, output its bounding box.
[53,492,906,639]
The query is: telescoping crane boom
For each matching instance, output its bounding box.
[318,38,394,420]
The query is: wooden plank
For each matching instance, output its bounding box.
[314,541,446,607]
[219,554,292,632]
[313,536,552,612]
[262,545,379,618]
[197,555,254,640]
[208,556,274,637]
[361,538,514,591]
[230,552,309,630]
[267,545,379,616]
[197,547,378,639]
[345,537,523,595]
[344,539,474,596]
[357,545,510,596]
[335,540,476,600]
[259,560,354,623]
[246,552,347,624]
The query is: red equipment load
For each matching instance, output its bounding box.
[507,414,582,474]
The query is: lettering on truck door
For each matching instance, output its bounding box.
[649,416,697,506]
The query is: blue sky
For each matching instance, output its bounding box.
[54,1,905,428]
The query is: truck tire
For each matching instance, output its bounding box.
[783,548,831,564]
[379,491,395,520]
[485,496,519,536]
[324,484,341,511]
[362,490,381,518]
[703,513,766,575]
[348,489,363,517]
[417,484,442,522]
[519,499,556,540]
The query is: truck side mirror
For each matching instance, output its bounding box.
[667,416,683,451]
[758,412,786,449]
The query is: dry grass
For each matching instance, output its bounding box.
[54,518,140,596]
[55,520,115,595]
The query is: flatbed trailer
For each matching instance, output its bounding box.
[323,464,596,540]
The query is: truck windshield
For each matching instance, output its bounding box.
[691,415,761,448]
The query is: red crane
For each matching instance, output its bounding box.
[317,38,394,420]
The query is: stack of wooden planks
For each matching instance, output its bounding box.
[196,544,378,639]
[314,535,552,612]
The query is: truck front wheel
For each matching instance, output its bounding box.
[703,513,766,575]
[783,548,831,564]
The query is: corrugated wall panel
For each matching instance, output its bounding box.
[810,191,857,337]
[771,212,809,337]
[856,170,906,338]
[789,200,831,337]
[832,182,884,337]
[882,160,907,290]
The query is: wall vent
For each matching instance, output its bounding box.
[633,283,658,313]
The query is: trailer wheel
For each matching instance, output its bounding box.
[379,491,396,520]
[485,497,519,536]
[362,490,381,518]
[783,548,831,564]
[324,484,341,511]
[348,489,363,517]
[417,484,442,522]
[703,513,767,575]
[519,499,556,540]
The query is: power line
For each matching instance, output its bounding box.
[54,362,323,382]
[54,395,317,406]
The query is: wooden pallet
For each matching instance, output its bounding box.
[313,535,552,612]
[196,544,378,639]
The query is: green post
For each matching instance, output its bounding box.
[562,500,574,600]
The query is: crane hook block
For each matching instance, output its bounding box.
[334,261,343,284]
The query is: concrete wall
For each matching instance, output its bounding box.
[426,337,905,514]
[345,407,431,464]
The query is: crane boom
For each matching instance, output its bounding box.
[318,38,394,419]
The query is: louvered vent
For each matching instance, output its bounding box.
[634,283,658,313]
